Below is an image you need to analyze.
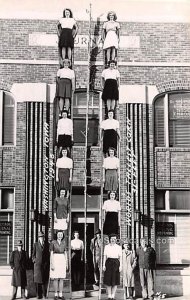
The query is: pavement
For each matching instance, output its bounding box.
[1,292,190,300]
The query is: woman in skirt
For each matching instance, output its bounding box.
[57,110,73,149]
[101,60,120,111]
[57,8,78,60]
[50,231,68,300]
[103,191,121,236]
[122,239,137,299]
[54,189,69,233]
[103,234,122,300]
[56,148,73,198]
[71,231,84,289]
[100,109,120,155]
[56,59,75,114]
[103,147,120,192]
[101,11,120,62]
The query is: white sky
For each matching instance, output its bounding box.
[0,0,190,22]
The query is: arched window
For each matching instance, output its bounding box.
[154,92,190,147]
[0,91,16,146]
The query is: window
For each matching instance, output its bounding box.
[73,91,100,146]
[0,91,16,146]
[0,188,14,265]
[154,92,190,147]
[155,190,190,210]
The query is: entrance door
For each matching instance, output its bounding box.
[71,212,99,290]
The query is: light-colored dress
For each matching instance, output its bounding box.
[122,249,137,287]
[103,21,120,50]
[50,240,67,279]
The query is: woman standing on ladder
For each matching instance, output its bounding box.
[102,191,121,236]
[103,147,120,192]
[101,60,120,111]
[102,11,120,63]
[57,8,78,61]
[56,59,75,115]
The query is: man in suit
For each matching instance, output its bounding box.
[32,231,50,299]
[90,229,102,286]
[10,240,28,300]
[136,237,156,300]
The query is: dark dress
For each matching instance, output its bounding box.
[56,78,72,98]
[10,250,28,287]
[57,168,70,191]
[103,212,119,235]
[104,258,120,286]
[59,28,74,48]
[102,79,119,101]
[103,129,118,154]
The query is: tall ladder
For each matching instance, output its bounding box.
[98,86,121,300]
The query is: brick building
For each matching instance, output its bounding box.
[0,0,190,296]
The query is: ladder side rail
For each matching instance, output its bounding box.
[98,123,104,300]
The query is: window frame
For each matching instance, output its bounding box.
[154,91,190,148]
[0,90,16,147]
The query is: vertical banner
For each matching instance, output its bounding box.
[126,117,137,235]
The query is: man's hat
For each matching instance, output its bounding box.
[95,229,101,235]
[17,240,23,246]
[38,231,45,237]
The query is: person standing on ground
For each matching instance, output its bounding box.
[136,237,156,300]
[32,231,50,299]
[90,229,102,286]
[50,231,68,300]
[122,239,137,299]
[103,233,122,300]
[10,240,28,300]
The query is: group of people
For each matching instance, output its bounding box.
[10,230,85,299]
[55,8,121,116]
[90,234,156,300]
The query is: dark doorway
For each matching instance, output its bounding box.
[71,213,99,291]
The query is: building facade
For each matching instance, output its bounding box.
[0,2,190,296]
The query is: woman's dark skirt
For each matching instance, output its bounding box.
[103,212,119,235]
[57,134,72,148]
[71,249,82,285]
[102,79,119,101]
[56,78,72,98]
[105,169,118,191]
[103,129,117,154]
[59,28,74,48]
[104,258,120,286]
[57,168,70,190]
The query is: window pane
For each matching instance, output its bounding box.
[169,120,190,146]
[73,118,99,146]
[169,191,190,209]
[154,96,165,146]
[1,189,14,209]
[169,93,190,146]
[2,92,15,145]
[155,190,165,209]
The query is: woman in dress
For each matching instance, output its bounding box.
[50,231,68,300]
[103,191,121,236]
[56,148,73,198]
[103,233,122,300]
[54,189,69,232]
[57,8,78,60]
[71,231,84,289]
[101,60,120,111]
[103,147,120,192]
[56,59,75,114]
[100,109,120,155]
[102,11,120,62]
[122,239,137,300]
